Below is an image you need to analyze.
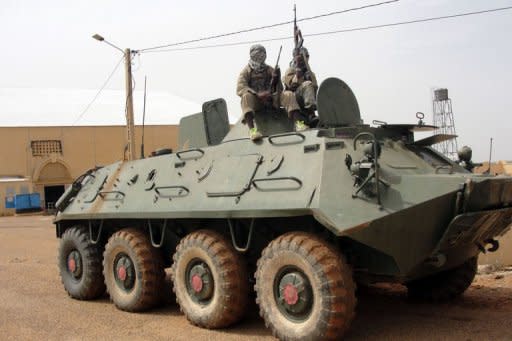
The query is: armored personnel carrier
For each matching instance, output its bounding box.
[54,78,512,340]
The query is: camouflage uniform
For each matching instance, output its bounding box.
[237,44,284,140]
[282,55,318,116]
[236,64,282,115]
[282,67,318,114]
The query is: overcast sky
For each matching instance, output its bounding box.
[1,0,511,162]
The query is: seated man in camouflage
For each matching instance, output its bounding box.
[236,44,283,141]
[282,47,318,131]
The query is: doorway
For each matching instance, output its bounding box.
[44,185,65,211]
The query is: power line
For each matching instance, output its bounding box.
[141,6,512,54]
[306,5,512,37]
[71,55,124,126]
[138,0,399,52]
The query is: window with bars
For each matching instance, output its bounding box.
[31,140,63,156]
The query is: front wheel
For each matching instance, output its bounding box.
[171,230,249,328]
[255,232,356,341]
[407,256,478,301]
[58,226,106,300]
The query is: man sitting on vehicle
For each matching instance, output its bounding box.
[282,47,319,131]
[236,44,308,141]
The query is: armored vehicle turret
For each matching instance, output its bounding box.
[54,78,512,340]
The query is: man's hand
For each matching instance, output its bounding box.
[257,90,271,101]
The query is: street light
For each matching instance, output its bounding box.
[92,33,136,161]
[92,34,124,54]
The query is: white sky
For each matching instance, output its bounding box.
[0,0,511,161]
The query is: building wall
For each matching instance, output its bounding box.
[0,125,177,215]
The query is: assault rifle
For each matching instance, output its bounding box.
[269,45,282,94]
[293,5,303,52]
[293,5,311,81]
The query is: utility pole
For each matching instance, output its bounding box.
[92,34,136,161]
[124,48,136,161]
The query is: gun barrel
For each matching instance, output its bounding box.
[275,46,282,68]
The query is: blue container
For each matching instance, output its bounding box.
[15,194,31,210]
[29,193,41,208]
[5,196,15,209]
[15,193,41,212]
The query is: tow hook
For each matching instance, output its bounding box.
[476,238,500,254]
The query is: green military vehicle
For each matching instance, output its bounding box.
[54,78,512,340]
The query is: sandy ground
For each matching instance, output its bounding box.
[0,215,511,341]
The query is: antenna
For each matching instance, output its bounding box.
[486,137,493,174]
[141,76,147,159]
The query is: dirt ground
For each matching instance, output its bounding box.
[1,215,511,341]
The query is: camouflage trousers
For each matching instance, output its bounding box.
[281,81,317,117]
[240,81,317,117]
[240,92,281,115]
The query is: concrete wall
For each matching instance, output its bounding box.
[0,125,177,215]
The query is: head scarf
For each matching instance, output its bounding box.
[249,44,267,72]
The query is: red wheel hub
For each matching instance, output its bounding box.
[117,266,127,281]
[68,258,76,273]
[283,283,299,305]
[191,274,203,293]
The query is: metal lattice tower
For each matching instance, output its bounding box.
[432,88,458,160]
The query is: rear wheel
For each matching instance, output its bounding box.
[103,228,165,311]
[407,256,478,301]
[58,226,106,300]
[171,230,249,328]
[255,232,356,341]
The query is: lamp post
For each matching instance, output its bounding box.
[92,34,136,161]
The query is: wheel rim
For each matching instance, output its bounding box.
[113,253,136,292]
[274,267,313,322]
[185,259,214,304]
[67,250,83,280]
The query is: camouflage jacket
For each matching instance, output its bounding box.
[283,66,318,91]
[236,64,283,97]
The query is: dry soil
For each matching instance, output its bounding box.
[0,215,511,340]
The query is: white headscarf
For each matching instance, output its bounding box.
[248,44,267,72]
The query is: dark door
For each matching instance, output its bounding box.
[44,185,65,210]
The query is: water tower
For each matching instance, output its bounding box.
[432,88,458,160]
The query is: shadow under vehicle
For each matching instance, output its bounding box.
[54,78,512,340]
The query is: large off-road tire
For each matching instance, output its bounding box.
[103,228,165,312]
[58,226,106,300]
[171,230,249,328]
[407,256,478,302]
[255,232,356,341]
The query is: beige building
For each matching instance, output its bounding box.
[0,125,177,215]
[474,160,512,176]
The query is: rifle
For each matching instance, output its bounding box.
[293,5,303,52]
[293,5,311,80]
[269,45,282,94]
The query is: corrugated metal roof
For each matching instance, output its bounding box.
[0,88,200,127]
